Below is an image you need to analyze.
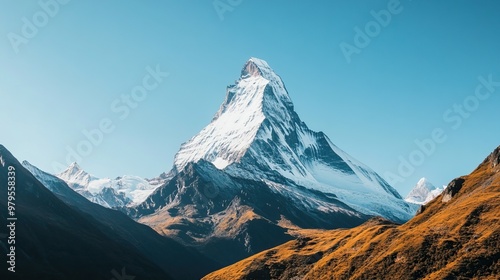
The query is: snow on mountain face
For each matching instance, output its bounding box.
[405,178,445,205]
[174,58,280,171]
[57,162,164,208]
[22,160,63,192]
[172,57,413,221]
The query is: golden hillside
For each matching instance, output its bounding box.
[203,146,500,280]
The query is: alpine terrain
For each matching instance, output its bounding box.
[57,162,166,208]
[0,146,218,280]
[0,145,170,280]
[405,177,445,205]
[203,145,500,280]
[129,58,415,265]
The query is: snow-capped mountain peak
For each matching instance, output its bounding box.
[130,58,418,264]
[58,162,95,189]
[174,57,292,171]
[405,178,445,205]
[56,163,165,208]
[171,58,412,221]
[63,162,85,175]
[418,177,433,188]
[242,57,273,78]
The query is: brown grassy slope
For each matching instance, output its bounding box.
[203,147,500,280]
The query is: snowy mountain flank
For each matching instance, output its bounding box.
[54,162,165,208]
[405,178,445,205]
[129,58,415,265]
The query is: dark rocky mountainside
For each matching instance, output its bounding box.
[0,145,170,280]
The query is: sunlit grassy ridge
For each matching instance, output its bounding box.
[203,147,500,280]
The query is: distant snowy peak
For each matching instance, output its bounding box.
[405,178,445,205]
[56,162,165,208]
[58,162,96,189]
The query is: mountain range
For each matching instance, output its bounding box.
[203,145,500,279]
[0,145,169,280]
[2,58,496,279]
[124,58,415,265]
[56,162,166,208]
[22,58,415,268]
[0,146,218,280]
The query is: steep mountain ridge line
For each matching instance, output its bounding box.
[0,144,172,280]
[22,158,220,280]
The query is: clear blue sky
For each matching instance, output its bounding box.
[1,0,499,196]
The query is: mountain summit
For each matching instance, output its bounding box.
[173,57,408,220]
[131,58,414,266]
[405,178,445,205]
[174,57,293,171]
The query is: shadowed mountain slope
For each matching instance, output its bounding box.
[0,145,171,280]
